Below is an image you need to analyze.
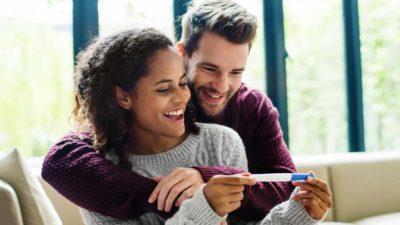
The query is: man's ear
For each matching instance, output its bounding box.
[114,86,131,110]
[176,41,186,58]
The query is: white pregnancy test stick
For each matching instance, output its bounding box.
[249,173,315,182]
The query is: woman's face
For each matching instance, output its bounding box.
[129,47,190,140]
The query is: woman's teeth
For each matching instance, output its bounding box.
[164,109,184,116]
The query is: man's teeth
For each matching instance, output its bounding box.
[205,91,222,99]
[164,109,184,116]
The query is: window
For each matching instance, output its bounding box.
[0,0,73,156]
[283,0,347,155]
[98,0,175,39]
[359,0,400,151]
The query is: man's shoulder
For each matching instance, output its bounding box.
[231,83,274,113]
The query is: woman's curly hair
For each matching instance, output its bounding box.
[73,28,199,168]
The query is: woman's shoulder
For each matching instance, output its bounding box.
[195,122,241,140]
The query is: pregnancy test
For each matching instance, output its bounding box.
[250,173,315,182]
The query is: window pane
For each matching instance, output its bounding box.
[99,0,174,40]
[284,0,347,155]
[359,0,400,151]
[0,0,73,156]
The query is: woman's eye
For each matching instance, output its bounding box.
[157,88,170,93]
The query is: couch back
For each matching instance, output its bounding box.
[38,150,400,225]
[294,150,400,222]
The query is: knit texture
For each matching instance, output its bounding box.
[80,123,319,225]
[42,83,296,220]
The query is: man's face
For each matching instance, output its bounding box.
[185,31,249,117]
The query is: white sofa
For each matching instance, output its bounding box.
[2,150,400,224]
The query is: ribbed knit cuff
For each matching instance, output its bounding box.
[283,189,322,225]
[193,166,244,182]
[181,184,225,224]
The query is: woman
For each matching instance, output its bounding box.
[72,28,331,224]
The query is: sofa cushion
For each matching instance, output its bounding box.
[0,149,62,225]
[353,212,400,225]
[328,151,400,222]
[0,179,24,225]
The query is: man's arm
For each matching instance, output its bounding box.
[194,90,296,220]
[41,131,174,219]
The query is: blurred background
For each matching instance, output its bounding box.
[0,0,399,157]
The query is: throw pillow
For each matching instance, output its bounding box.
[0,149,62,225]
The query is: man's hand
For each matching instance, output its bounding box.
[203,173,257,217]
[148,167,204,212]
[292,172,332,220]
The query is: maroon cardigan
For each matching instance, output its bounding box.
[42,83,296,221]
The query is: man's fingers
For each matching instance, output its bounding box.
[164,179,194,212]
[148,185,161,203]
[175,186,197,207]
[154,175,185,210]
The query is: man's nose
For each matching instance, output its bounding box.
[210,72,229,93]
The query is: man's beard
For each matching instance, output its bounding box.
[189,84,232,120]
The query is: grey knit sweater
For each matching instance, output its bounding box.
[80,123,320,225]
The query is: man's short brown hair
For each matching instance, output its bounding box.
[180,0,258,57]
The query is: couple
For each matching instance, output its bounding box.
[42,0,332,224]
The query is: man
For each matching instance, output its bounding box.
[42,0,296,221]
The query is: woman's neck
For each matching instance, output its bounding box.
[125,129,188,155]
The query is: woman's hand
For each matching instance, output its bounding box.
[203,174,256,217]
[292,172,332,220]
[148,167,204,212]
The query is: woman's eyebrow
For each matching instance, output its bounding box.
[154,74,186,85]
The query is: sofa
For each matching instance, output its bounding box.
[1,149,400,225]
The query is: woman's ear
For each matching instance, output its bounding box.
[114,86,132,110]
[175,41,186,58]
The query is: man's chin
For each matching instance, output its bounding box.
[200,103,225,118]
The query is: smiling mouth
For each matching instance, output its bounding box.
[163,108,184,121]
[203,90,223,99]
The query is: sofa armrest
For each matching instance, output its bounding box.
[0,179,24,225]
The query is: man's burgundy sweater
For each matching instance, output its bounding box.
[42,83,296,221]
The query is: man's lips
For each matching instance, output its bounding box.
[200,89,225,104]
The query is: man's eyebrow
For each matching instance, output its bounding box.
[198,62,218,68]
[199,62,245,71]
[154,74,186,85]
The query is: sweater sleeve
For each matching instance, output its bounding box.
[165,184,225,225]
[41,131,173,219]
[194,89,297,221]
[228,188,322,225]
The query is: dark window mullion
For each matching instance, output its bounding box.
[263,0,289,147]
[173,0,190,41]
[342,0,365,152]
[73,0,99,62]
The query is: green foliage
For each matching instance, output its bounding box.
[360,0,400,151]
[284,0,347,155]
[0,21,73,156]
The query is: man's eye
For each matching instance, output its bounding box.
[231,71,243,76]
[203,67,216,72]
[179,82,188,87]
